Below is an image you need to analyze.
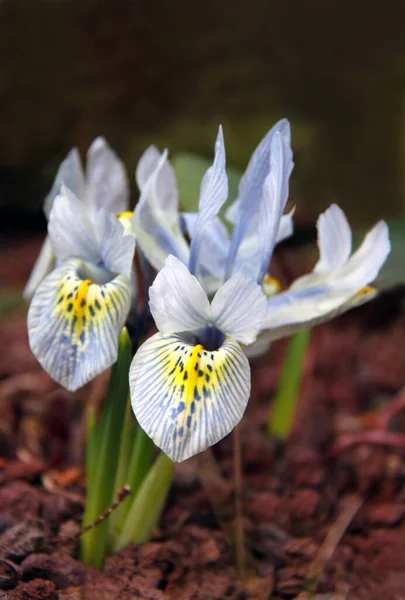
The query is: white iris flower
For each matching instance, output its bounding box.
[130,122,390,462]
[27,186,136,392]
[24,137,130,300]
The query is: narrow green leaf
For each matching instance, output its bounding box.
[80,327,132,569]
[267,328,311,439]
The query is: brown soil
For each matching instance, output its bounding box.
[1,237,405,599]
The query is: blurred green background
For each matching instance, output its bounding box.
[1,0,405,229]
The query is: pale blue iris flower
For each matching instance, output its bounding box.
[27,185,136,392]
[130,122,390,462]
[131,119,294,294]
[24,137,130,300]
[129,124,294,461]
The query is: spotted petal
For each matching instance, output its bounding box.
[130,333,250,461]
[28,259,132,391]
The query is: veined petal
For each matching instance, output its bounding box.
[182,212,229,284]
[225,119,291,279]
[149,255,212,335]
[130,333,250,461]
[28,259,132,391]
[96,209,136,278]
[23,236,55,300]
[254,286,377,346]
[43,148,86,219]
[48,185,99,263]
[314,204,352,273]
[86,137,129,214]
[133,151,189,271]
[212,272,268,345]
[188,126,228,275]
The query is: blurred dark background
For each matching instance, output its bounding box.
[1,0,405,233]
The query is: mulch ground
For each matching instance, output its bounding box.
[1,235,405,599]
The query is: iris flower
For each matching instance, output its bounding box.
[24,137,130,300]
[27,185,135,391]
[131,120,294,294]
[130,122,390,462]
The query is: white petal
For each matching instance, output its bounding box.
[149,255,212,335]
[276,209,295,243]
[48,185,99,263]
[211,272,268,345]
[188,126,228,275]
[334,220,390,290]
[182,212,229,285]
[258,287,377,343]
[86,137,129,214]
[314,204,352,273]
[130,333,250,461]
[28,259,132,391]
[133,152,189,271]
[135,145,162,190]
[96,209,136,278]
[43,148,86,219]
[23,236,55,300]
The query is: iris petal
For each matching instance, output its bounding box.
[28,259,132,391]
[130,333,250,462]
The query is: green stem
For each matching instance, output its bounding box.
[267,328,311,439]
[85,406,97,494]
[80,328,132,569]
[114,452,174,552]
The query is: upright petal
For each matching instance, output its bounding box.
[95,209,136,279]
[133,151,189,270]
[86,137,129,214]
[211,272,268,345]
[225,119,291,279]
[188,126,228,275]
[149,255,212,335]
[28,259,132,391]
[23,236,55,300]
[276,209,295,244]
[48,185,99,263]
[43,148,86,218]
[314,204,352,273]
[130,333,250,461]
[135,145,162,190]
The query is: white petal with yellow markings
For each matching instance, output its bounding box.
[28,259,132,391]
[130,333,250,462]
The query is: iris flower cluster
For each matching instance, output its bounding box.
[26,120,390,462]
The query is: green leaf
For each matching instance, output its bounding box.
[172,153,242,221]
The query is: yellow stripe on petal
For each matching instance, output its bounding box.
[262,274,281,298]
[28,258,132,391]
[356,285,376,296]
[130,333,251,462]
[117,210,134,234]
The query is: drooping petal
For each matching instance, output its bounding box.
[43,148,86,219]
[225,119,292,279]
[251,286,377,351]
[314,204,352,273]
[211,272,268,345]
[48,185,99,263]
[86,137,129,214]
[23,236,55,300]
[95,209,136,279]
[130,333,250,461]
[149,255,212,335]
[28,259,132,391]
[188,126,228,275]
[133,151,189,271]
